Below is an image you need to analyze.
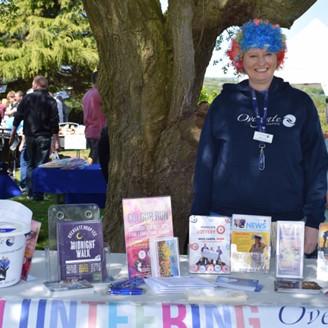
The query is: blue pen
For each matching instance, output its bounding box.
[110,277,144,289]
[109,287,143,295]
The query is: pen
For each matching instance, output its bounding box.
[110,277,144,289]
[109,287,143,295]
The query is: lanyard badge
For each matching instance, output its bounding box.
[251,89,274,170]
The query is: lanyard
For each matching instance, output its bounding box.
[251,89,268,171]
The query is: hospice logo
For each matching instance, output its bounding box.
[282,114,296,127]
[237,114,296,128]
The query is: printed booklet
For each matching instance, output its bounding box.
[56,220,107,282]
[21,220,41,281]
[231,214,271,273]
[216,276,260,292]
[43,279,94,297]
[123,196,174,278]
[317,222,328,281]
[276,221,304,279]
[189,215,231,274]
[149,237,180,277]
[274,279,322,294]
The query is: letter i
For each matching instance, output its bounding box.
[191,304,201,328]
[19,299,31,328]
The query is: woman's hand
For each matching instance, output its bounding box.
[304,226,319,254]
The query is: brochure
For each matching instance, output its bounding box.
[216,276,260,292]
[149,237,180,277]
[144,276,215,294]
[231,214,271,273]
[276,221,304,279]
[123,196,174,278]
[43,279,94,297]
[317,222,328,281]
[57,220,107,282]
[21,220,41,281]
[189,215,231,274]
[274,279,322,294]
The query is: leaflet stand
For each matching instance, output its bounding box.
[275,221,304,279]
[46,203,109,282]
[230,214,272,273]
[230,244,271,273]
[316,222,328,281]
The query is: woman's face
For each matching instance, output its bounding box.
[242,48,277,91]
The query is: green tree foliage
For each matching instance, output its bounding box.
[0,0,98,81]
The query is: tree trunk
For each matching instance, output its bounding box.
[82,0,316,252]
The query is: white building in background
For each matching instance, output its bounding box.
[275,18,328,96]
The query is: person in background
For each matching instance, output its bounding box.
[5,91,23,117]
[9,75,60,201]
[0,99,8,124]
[13,91,24,110]
[11,91,27,191]
[51,93,64,123]
[58,96,69,122]
[18,134,28,192]
[82,71,107,164]
[191,19,328,255]
[4,91,16,117]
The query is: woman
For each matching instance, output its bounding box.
[250,234,267,253]
[191,19,328,255]
[250,234,267,269]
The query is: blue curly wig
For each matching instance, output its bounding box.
[227,19,287,73]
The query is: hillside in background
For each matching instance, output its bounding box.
[203,78,328,133]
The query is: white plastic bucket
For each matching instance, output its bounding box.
[0,220,31,287]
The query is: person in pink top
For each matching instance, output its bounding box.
[82,71,107,164]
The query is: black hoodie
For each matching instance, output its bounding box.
[192,76,328,229]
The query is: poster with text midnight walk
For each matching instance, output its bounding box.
[123,196,174,278]
[57,220,107,282]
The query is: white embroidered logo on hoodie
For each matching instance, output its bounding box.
[282,115,296,128]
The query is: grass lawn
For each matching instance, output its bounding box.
[9,149,91,250]
[10,193,58,250]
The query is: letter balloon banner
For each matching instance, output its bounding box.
[1,300,328,327]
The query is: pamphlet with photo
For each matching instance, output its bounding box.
[189,215,231,274]
[274,279,322,294]
[231,214,271,273]
[276,221,304,279]
[21,220,42,281]
[123,196,174,278]
[317,222,328,281]
[149,237,180,277]
[216,276,260,291]
[43,278,94,297]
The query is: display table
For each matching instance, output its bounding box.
[0,173,22,199]
[0,251,328,327]
[32,164,106,208]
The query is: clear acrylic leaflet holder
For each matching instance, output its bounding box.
[46,203,104,281]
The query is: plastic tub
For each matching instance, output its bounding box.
[0,220,31,287]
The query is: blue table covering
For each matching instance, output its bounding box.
[0,173,22,199]
[32,164,107,207]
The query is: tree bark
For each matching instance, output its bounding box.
[82,0,316,252]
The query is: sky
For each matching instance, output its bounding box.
[284,0,328,36]
[160,0,328,78]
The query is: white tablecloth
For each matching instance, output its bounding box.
[0,251,328,327]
